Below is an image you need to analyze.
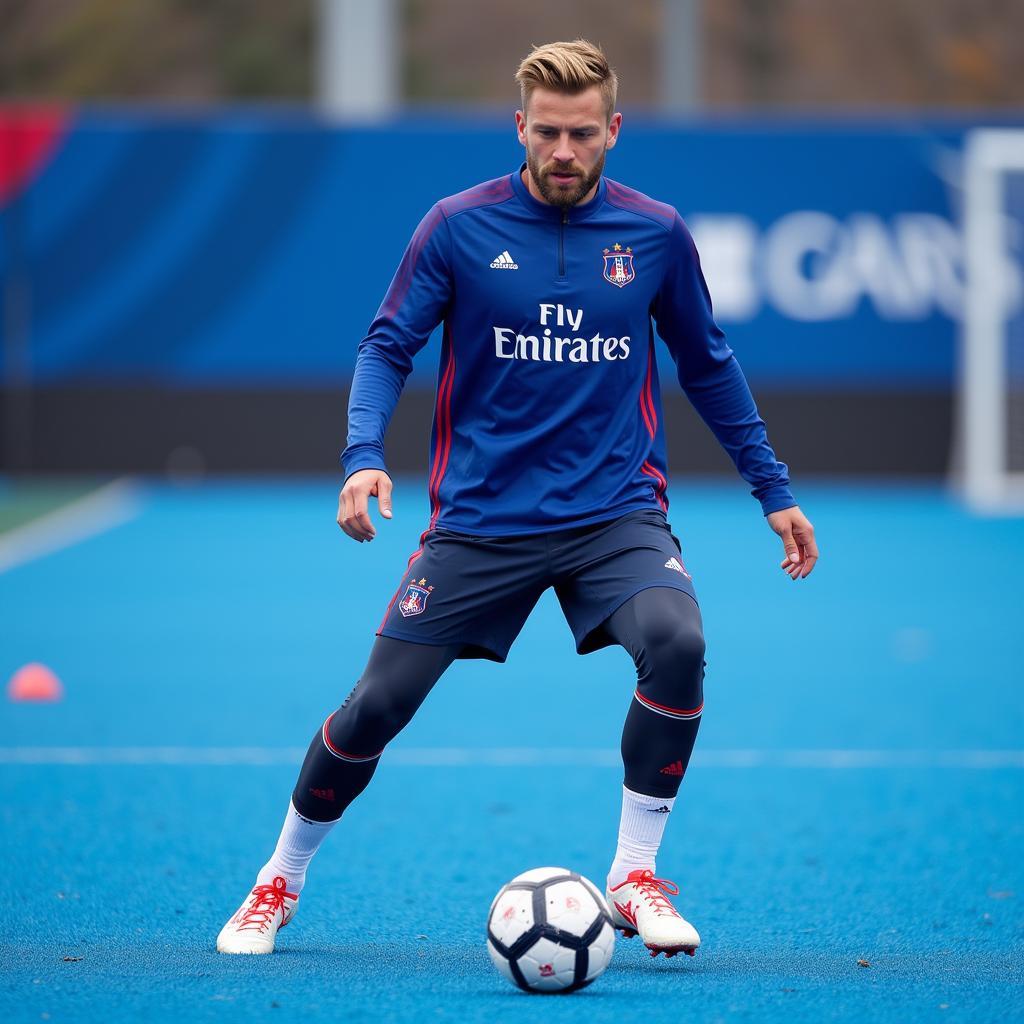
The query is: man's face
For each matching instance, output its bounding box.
[515,85,621,208]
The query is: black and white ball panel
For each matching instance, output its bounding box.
[488,887,535,947]
[515,937,579,992]
[487,867,614,993]
[544,879,602,938]
[583,923,616,982]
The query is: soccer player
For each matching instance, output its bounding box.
[218,39,818,958]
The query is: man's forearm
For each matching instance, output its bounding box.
[682,356,794,515]
[341,344,409,480]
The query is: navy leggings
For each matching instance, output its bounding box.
[291,587,704,821]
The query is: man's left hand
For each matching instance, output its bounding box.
[766,505,819,580]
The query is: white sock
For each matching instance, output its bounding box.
[255,801,337,895]
[607,786,676,890]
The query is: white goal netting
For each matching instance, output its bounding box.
[961,129,1024,513]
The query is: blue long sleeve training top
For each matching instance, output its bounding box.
[342,168,795,536]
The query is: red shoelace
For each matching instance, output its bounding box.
[237,876,297,933]
[631,870,681,917]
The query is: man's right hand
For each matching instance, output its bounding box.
[337,469,393,542]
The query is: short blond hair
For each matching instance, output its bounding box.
[515,39,618,122]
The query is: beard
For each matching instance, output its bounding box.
[526,147,606,208]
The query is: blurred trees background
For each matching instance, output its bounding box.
[2,0,1022,107]
[1,0,315,99]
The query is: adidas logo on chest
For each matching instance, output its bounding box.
[490,250,519,270]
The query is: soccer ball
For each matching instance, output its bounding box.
[486,867,615,993]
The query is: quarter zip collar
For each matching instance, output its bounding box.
[510,163,607,222]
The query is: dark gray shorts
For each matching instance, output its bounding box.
[376,508,698,662]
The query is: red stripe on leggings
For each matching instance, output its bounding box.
[633,690,704,718]
[321,713,382,761]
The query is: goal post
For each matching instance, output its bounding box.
[961,128,1024,513]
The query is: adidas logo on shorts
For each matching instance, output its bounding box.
[490,250,519,270]
[664,556,688,576]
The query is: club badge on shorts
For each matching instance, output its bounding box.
[399,578,434,617]
[602,243,635,288]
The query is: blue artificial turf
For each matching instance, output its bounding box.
[1,479,1022,1023]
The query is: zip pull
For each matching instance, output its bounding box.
[558,209,568,276]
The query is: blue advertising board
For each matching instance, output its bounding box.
[2,109,1016,389]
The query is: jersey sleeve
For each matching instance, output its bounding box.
[651,214,796,516]
[341,205,453,479]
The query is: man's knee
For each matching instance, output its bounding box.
[328,637,458,751]
[332,677,413,748]
[634,591,704,671]
[625,590,705,712]
[644,612,704,666]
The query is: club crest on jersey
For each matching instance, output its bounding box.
[602,244,635,288]
[398,578,434,618]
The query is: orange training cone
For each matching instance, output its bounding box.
[7,663,63,702]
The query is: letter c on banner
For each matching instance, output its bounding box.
[762,211,859,321]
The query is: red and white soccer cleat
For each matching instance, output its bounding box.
[216,876,299,954]
[606,869,700,958]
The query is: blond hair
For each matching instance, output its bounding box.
[515,39,618,122]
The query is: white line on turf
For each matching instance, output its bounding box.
[0,478,144,574]
[0,747,1021,767]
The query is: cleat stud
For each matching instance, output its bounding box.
[685,948,696,957]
